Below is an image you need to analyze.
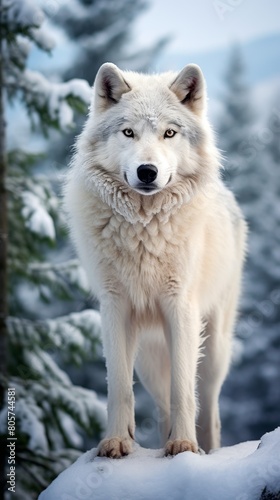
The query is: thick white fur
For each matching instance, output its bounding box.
[64,63,247,457]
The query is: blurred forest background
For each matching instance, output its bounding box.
[0,0,279,498]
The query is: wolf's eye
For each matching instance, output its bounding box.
[123,128,134,138]
[164,129,177,138]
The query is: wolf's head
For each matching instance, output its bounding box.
[79,63,219,198]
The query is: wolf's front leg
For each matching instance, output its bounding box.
[98,293,136,458]
[161,296,200,456]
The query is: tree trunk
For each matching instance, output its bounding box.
[0,0,8,497]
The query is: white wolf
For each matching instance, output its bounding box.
[64,62,247,458]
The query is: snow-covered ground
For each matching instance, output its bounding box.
[39,428,280,500]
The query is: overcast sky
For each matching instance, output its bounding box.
[133,0,280,54]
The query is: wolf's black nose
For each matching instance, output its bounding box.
[137,164,158,184]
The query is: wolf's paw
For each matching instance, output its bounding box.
[165,438,198,456]
[97,437,133,459]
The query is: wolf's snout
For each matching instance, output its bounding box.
[137,164,158,184]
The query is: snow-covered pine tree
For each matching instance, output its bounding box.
[266,97,280,172]
[259,96,280,323]
[217,45,261,209]
[218,45,253,149]
[217,46,280,447]
[0,2,106,499]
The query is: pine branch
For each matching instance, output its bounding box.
[52,408,75,450]
[17,453,56,472]
[20,462,48,490]
[17,448,58,465]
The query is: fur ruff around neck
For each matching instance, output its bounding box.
[83,166,212,226]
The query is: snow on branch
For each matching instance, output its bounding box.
[2,0,92,132]
[28,259,91,299]
[21,190,56,241]
[8,309,101,365]
[8,69,91,131]
[2,0,44,33]
[43,383,107,435]
[1,0,54,52]
[0,377,107,453]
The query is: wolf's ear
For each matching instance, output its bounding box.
[94,63,131,111]
[170,64,206,116]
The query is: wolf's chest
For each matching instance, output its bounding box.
[99,212,188,306]
[99,212,182,259]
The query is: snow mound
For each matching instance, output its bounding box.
[39,428,280,500]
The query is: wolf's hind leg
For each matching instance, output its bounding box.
[197,284,240,453]
[135,333,171,446]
